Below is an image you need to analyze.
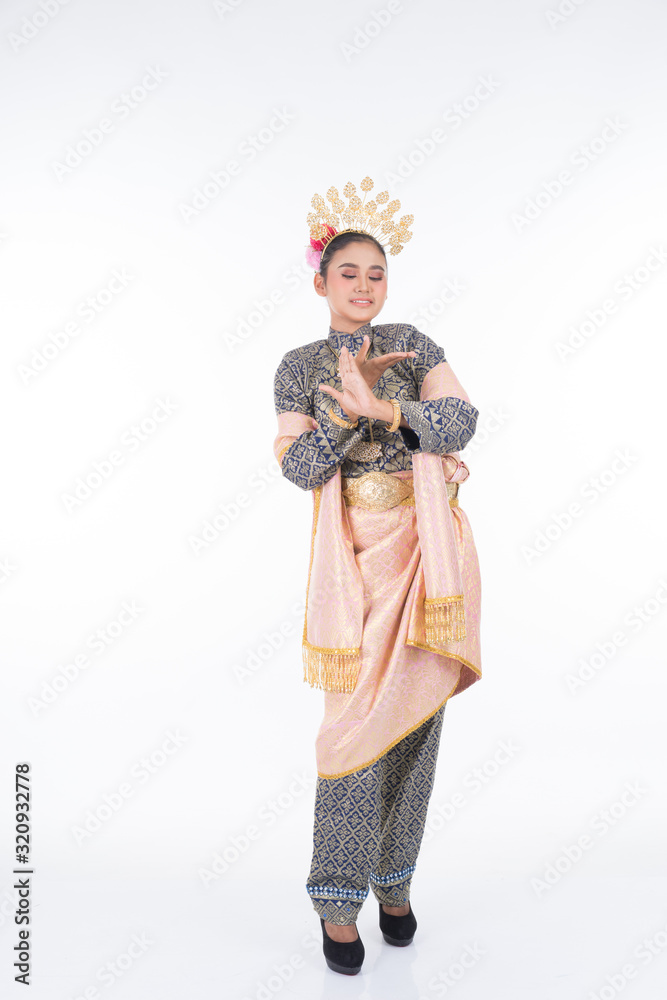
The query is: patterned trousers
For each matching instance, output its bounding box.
[306,703,446,924]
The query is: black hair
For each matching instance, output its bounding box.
[319,231,387,281]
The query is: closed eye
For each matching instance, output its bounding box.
[342,274,382,281]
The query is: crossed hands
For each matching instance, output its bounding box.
[318,335,417,423]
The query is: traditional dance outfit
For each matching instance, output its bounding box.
[272,319,482,924]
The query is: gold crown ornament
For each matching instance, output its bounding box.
[306,176,414,269]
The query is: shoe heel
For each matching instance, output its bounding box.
[381,929,414,947]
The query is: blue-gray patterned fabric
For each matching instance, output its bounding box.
[306,703,446,924]
[273,321,478,491]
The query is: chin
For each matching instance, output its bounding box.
[347,304,383,322]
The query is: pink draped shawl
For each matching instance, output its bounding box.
[273,361,481,695]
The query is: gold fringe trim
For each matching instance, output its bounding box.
[302,639,361,693]
[424,595,466,642]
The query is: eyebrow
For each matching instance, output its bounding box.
[337,262,386,271]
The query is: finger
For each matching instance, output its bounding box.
[356,335,371,362]
[377,351,418,368]
[319,384,340,401]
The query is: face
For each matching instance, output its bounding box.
[313,239,388,333]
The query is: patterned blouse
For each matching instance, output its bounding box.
[273,320,478,492]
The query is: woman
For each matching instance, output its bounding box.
[272,179,482,976]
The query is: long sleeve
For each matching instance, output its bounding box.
[399,396,479,453]
[397,327,479,455]
[273,352,366,491]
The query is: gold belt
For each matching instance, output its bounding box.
[341,470,459,512]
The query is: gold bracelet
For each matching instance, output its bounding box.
[327,404,359,429]
[387,399,402,433]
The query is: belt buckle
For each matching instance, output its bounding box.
[342,471,413,512]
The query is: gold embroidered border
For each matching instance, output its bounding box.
[343,494,459,509]
[404,642,482,677]
[316,678,461,780]
[301,485,321,658]
[301,484,361,693]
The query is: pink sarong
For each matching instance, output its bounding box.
[314,458,480,778]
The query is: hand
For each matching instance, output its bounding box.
[319,335,417,423]
[355,335,417,391]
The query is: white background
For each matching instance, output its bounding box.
[1,0,666,997]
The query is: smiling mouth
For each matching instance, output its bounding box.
[350,299,373,306]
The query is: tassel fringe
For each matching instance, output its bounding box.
[301,597,465,691]
[302,639,361,693]
[424,595,466,643]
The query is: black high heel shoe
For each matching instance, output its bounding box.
[320,917,365,975]
[379,901,417,946]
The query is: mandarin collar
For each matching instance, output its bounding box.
[327,321,374,351]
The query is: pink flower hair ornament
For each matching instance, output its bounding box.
[305,223,338,271]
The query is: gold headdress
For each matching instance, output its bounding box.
[306,176,413,268]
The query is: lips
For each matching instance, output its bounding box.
[350,299,373,306]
